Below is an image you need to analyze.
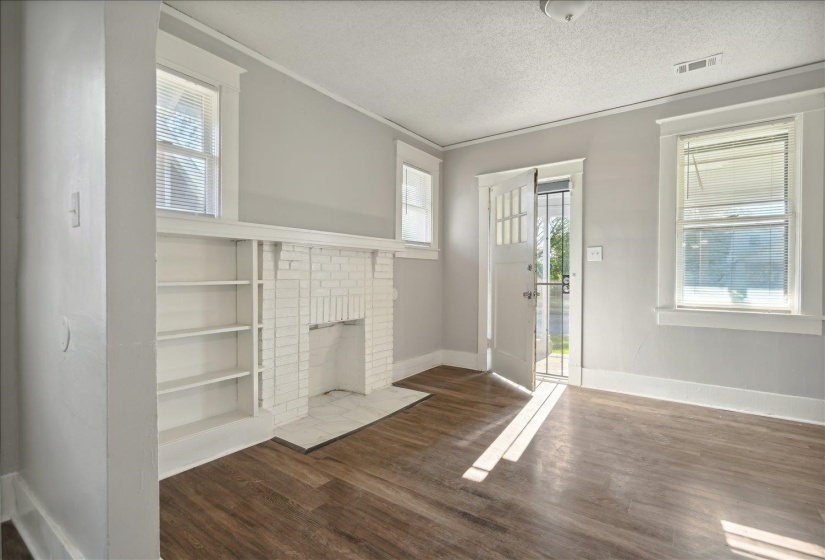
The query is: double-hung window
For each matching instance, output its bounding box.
[676,119,796,312]
[155,30,245,221]
[401,163,433,246]
[657,89,824,335]
[156,68,220,216]
[396,140,441,259]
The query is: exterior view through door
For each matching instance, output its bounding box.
[536,181,570,379]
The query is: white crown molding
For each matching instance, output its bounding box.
[157,214,405,253]
[159,4,442,151]
[444,62,825,150]
[160,5,823,155]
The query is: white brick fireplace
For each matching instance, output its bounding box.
[259,243,395,427]
[155,215,427,474]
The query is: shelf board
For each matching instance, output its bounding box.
[157,280,251,287]
[157,324,252,341]
[159,410,251,445]
[157,369,252,395]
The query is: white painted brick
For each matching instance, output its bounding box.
[277,270,302,280]
[276,354,299,367]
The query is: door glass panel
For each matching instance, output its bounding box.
[511,187,519,216]
[520,185,528,214]
[535,188,570,379]
[503,219,511,244]
[511,217,519,243]
[503,191,511,218]
[520,214,527,243]
[496,194,503,220]
[496,221,502,246]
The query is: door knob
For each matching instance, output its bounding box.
[523,291,533,299]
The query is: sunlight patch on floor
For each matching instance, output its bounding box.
[721,520,825,560]
[462,382,566,482]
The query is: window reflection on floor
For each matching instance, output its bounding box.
[721,520,825,559]
[463,381,566,482]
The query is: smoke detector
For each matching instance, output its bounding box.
[674,54,723,75]
[540,0,593,22]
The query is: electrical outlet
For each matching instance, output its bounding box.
[587,246,603,262]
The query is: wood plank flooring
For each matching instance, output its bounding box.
[160,367,825,559]
[1,522,33,560]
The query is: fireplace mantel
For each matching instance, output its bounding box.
[157,214,405,253]
[156,215,398,477]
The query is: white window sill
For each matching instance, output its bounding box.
[656,308,823,336]
[397,246,439,260]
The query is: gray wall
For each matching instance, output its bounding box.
[15,1,160,557]
[443,69,825,399]
[18,3,109,553]
[1,0,20,477]
[104,2,161,557]
[159,13,445,362]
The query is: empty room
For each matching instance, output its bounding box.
[1,1,824,558]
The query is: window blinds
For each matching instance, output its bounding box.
[401,163,433,246]
[156,67,220,216]
[676,118,797,311]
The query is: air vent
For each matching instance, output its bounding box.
[674,53,723,76]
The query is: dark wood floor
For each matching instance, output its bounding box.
[160,366,824,559]
[2,522,32,560]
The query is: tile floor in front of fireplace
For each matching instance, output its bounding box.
[270,385,431,452]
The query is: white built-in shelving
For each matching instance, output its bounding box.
[155,215,405,478]
[156,234,260,449]
[157,324,252,341]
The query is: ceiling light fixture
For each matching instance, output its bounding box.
[539,0,593,23]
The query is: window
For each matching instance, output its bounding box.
[155,31,245,221]
[494,184,529,246]
[656,89,824,335]
[676,119,796,312]
[156,68,220,216]
[401,164,433,246]
[396,141,441,259]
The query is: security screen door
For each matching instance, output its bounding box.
[489,169,538,392]
[535,183,571,379]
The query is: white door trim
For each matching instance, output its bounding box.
[477,158,585,386]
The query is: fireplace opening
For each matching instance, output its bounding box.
[308,319,366,397]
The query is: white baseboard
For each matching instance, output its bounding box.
[7,474,84,559]
[441,350,479,370]
[393,349,481,382]
[582,367,825,425]
[393,350,444,381]
[1,472,16,522]
[159,411,275,480]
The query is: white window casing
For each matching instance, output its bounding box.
[396,140,442,260]
[657,89,824,335]
[156,30,245,221]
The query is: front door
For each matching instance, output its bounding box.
[489,169,537,392]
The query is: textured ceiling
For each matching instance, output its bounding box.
[166,0,825,147]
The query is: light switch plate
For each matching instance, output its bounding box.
[587,246,603,262]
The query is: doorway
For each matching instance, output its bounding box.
[476,159,584,390]
[535,181,570,381]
